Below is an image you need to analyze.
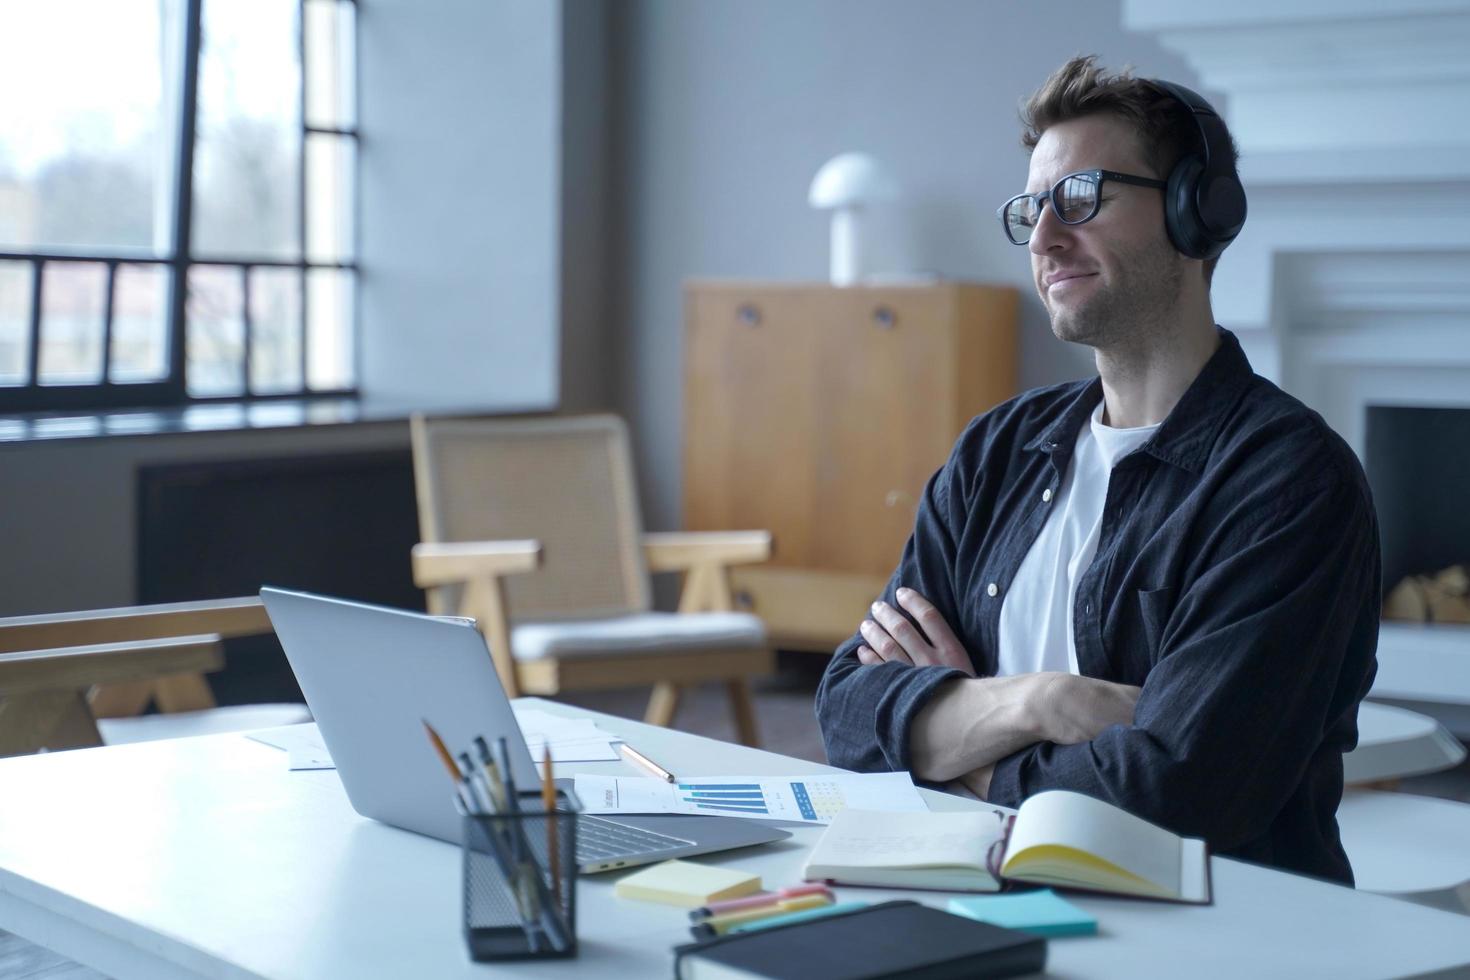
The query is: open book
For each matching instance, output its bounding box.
[802,789,1211,904]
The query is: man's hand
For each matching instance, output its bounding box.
[947,764,996,801]
[1034,673,1141,744]
[855,588,976,676]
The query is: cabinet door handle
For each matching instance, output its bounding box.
[872,305,897,329]
[737,303,762,327]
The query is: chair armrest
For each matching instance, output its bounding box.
[0,597,269,655]
[0,636,225,697]
[643,531,773,573]
[411,540,543,588]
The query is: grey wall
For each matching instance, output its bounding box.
[358,0,561,409]
[605,0,1201,532]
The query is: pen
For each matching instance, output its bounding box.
[689,884,833,921]
[493,735,547,952]
[541,744,562,909]
[497,736,518,807]
[691,893,835,938]
[618,741,676,782]
[472,735,507,812]
[457,752,494,815]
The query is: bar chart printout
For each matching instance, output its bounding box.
[571,772,927,824]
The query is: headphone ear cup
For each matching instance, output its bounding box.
[1198,171,1248,244]
[1165,155,1210,260]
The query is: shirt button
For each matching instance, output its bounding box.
[986,583,999,598]
[1042,488,1053,503]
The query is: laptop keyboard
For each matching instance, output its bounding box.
[576,815,694,864]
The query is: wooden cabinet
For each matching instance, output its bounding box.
[684,281,1019,651]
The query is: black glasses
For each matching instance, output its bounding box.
[998,169,1165,245]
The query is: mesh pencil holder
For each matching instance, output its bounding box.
[462,789,579,961]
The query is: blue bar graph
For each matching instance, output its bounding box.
[683,791,765,798]
[695,802,770,814]
[678,782,772,815]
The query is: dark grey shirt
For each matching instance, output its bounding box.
[815,328,1380,885]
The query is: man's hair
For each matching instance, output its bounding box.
[1019,55,1239,284]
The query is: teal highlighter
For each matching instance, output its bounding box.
[725,901,871,935]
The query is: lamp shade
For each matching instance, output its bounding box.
[807,153,898,209]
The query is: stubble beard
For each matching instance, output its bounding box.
[1044,236,1183,353]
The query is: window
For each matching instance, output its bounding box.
[0,0,358,412]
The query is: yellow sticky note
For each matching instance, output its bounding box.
[613,860,762,908]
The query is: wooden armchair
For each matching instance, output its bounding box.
[410,414,775,746]
[0,597,309,758]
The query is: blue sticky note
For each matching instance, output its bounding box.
[946,889,1097,937]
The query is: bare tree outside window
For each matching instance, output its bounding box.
[0,0,358,412]
[0,1,171,254]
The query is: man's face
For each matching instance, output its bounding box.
[1026,114,1183,349]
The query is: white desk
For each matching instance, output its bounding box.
[1373,623,1470,738]
[1346,701,1467,784]
[2,700,1470,980]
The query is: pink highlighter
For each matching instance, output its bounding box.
[688,883,834,922]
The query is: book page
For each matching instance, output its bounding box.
[1002,790,1182,896]
[1177,837,1212,903]
[806,807,1008,873]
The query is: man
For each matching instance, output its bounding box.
[814,56,1380,885]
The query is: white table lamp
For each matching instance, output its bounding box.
[808,152,899,286]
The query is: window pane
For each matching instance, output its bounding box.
[304,0,356,131]
[0,262,33,384]
[192,0,301,259]
[250,266,302,393]
[0,1,178,252]
[38,262,108,384]
[111,263,170,382]
[306,133,355,264]
[307,267,353,390]
[186,265,244,395]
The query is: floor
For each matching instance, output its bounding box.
[4,653,1468,978]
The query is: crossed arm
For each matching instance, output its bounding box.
[855,587,1140,797]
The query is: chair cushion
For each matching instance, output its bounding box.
[511,612,767,661]
[98,703,313,745]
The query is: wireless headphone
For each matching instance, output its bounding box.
[1146,79,1248,261]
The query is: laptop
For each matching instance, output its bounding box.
[260,587,789,872]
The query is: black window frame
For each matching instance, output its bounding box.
[0,0,359,414]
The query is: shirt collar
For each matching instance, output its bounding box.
[1023,328,1254,475]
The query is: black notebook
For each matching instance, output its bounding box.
[671,900,1047,980]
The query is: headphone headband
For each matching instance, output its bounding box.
[1145,78,1247,261]
[1148,79,1226,172]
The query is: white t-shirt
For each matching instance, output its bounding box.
[996,400,1160,676]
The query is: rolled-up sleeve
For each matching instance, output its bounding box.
[986,471,1380,854]
[815,440,980,774]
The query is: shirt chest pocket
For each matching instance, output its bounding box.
[1137,585,1176,662]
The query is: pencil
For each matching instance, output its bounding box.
[423,719,461,783]
[618,741,676,782]
[424,719,478,815]
[541,744,562,907]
